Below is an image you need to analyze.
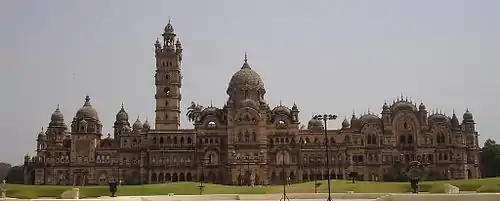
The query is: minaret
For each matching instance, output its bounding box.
[154,19,183,130]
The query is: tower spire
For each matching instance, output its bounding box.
[244,52,248,63]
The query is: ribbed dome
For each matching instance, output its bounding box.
[132,117,143,130]
[143,119,151,129]
[463,109,473,120]
[116,104,128,121]
[391,100,417,112]
[51,105,64,121]
[342,117,350,128]
[359,113,381,124]
[226,58,265,96]
[164,21,175,34]
[308,118,324,129]
[428,113,450,123]
[75,96,99,121]
[37,129,46,139]
[272,105,291,115]
[202,106,219,115]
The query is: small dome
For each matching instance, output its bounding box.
[308,118,324,129]
[143,119,151,129]
[116,104,128,121]
[164,21,175,34]
[75,96,99,121]
[382,102,389,110]
[51,105,64,121]
[226,57,266,96]
[37,130,46,139]
[463,109,473,120]
[292,103,298,111]
[272,105,291,115]
[132,117,142,130]
[359,113,381,124]
[202,106,218,115]
[342,117,350,128]
[239,99,259,110]
[419,102,426,110]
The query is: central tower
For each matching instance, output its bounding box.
[154,20,183,130]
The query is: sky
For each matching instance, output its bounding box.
[1,0,499,165]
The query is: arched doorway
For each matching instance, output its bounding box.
[166,173,172,182]
[30,171,35,185]
[172,173,178,182]
[151,173,157,183]
[186,172,193,181]
[467,169,472,179]
[237,174,244,186]
[179,172,185,181]
[74,175,82,186]
[158,173,164,183]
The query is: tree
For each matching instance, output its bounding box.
[480,139,500,178]
[5,165,24,184]
[186,101,204,122]
[0,162,11,181]
[348,172,358,183]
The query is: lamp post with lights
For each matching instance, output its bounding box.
[313,114,338,201]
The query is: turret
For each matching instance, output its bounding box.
[291,103,299,122]
[418,101,428,126]
[113,103,130,139]
[462,109,475,132]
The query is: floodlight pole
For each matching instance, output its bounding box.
[280,150,289,201]
[313,114,338,201]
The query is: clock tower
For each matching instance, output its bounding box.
[154,20,183,130]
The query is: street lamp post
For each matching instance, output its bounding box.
[311,156,322,194]
[279,151,289,201]
[247,161,251,186]
[199,158,208,195]
[313,114,338,201]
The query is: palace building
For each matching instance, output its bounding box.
[23,22,480,186]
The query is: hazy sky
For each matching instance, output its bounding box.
[1,0,499,165]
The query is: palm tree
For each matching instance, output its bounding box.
[186,101,203,122]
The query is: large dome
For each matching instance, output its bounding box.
[226,58,265,96]
[75,96,99,121]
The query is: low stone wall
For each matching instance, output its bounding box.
[375,193,500,201]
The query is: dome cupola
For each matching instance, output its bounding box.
[226,53,266,105]
[132,116,143,130]
[115,103,129,122]
[75,95,99,121]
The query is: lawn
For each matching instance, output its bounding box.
[3,178,500,199]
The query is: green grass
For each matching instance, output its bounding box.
[3,178,500,199]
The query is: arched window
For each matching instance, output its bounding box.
[208,154,213,164]
[207,121,216,128]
